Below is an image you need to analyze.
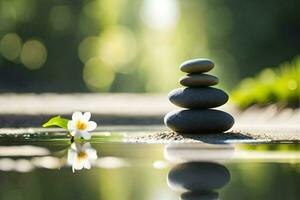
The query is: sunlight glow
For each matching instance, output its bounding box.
[140,0,180,31]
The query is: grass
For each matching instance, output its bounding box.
[231,56,300,109]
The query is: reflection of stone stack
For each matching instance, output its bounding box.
[164,58,234,133]
[168,162,230,200]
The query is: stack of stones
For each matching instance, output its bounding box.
[164,58,234,133]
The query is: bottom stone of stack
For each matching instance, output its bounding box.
[164,109,234,133]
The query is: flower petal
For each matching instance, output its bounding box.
[74,131,82,139]
[70,131,76,137]
[72,111,82,121]
[82,131,91,140]
[70,142,77,150]
[83,160,91,169]
[67,121,75,131]
[86,148,97,160]
[73,160,84,170]
[82,112,91,122]
[67,149,76,165]
[87,121,97,131]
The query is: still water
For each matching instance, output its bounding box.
[0,130,299,200]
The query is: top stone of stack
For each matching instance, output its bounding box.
[180,58,214,73]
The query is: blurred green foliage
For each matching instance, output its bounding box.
[232,56,300,109]
[0,0,299,92]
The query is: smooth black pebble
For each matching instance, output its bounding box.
[180,74,219,87]
[168,87,228,109]
[164,109,234,133]
[180,59,214,73]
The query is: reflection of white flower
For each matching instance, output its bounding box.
[67,111,97,140]
[67,142,97,172]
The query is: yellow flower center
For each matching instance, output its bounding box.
[77,151,88,160]
[76,120,87,130]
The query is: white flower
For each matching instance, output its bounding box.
[67,111,97,140]
[67,142,97,172]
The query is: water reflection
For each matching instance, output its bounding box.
[165,143,232,200]
[164,143,234,163]
[0,141,300,200]
[0,142,98,172]
[181,191,219,200]
[168,162,230,200]
[67,142,98,172]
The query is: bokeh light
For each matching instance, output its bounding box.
[287,79,297,91]
[83,57,115,91]
[49,5,72,32]
[99,26,137,73]
[0,1,17,31]
[83,0,126,26]
[140,0,180,31]
[0,33,22,61]
[20,40,47,70]
[78,36,101,63]
[83,0,102,20]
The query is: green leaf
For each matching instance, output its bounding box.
[42,116,69,130]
